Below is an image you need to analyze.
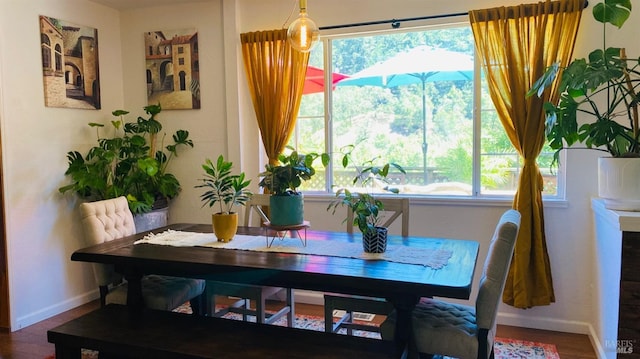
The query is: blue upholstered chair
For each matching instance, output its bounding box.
[380,209,520,359]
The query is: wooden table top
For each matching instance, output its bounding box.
[72,223,479,301]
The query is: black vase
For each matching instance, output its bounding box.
[362,226,388,253]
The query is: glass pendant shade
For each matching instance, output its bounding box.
[287,0,319,53]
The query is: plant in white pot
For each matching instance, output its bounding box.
[258,148,329,226]
[528,0,640,210]
[196,155,252,242]
[327,145,406,253]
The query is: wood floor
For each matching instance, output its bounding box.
[0,299,597,359]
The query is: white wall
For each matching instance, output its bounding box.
[0,0,125,330]
[0,0,633,346]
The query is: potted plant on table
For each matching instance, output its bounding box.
[258,148,329,226]
[528,0,640,210]
[59,104,194,229]
[196,155,252,242]
[327,145,406,253]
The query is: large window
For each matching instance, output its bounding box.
[290,24,559,198]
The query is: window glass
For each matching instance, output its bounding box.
[290,24,559,198]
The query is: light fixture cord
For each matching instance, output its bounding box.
[281,0,298,29]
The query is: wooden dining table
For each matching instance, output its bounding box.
[71,223,479,358]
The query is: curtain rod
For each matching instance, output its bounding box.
[319,1,588,31]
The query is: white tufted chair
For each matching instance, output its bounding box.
[79,196,206,313]
[380,209,521,359]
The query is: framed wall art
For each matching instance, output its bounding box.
[144,28,200,110]
[39,15,100,109]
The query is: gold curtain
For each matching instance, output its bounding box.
[240,29,310,165]
[469,0,583,308]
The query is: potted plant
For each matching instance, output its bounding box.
[59,104,194,227]
[327,145,406,253]
[195,155,252,242]
[528,0,639,210]
[258,148,329,226]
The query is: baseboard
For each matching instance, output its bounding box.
[497,311,592,334]
[13,290,98,331]
[588,324,609,359]
[293,289,324,306]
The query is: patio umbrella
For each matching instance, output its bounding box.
[303,65,349,95]
[337,45,474,183]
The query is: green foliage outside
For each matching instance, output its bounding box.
[294,25,557,196]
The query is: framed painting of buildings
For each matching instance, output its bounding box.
[39,15,100,110]
[144,28,200,110]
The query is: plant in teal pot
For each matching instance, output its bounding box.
[259,149,329,226]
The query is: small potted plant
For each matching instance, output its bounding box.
[59,104,194,229]
[195,155,252,242]
[258,148,329,226]
[327,145,405,253]
[528,0,640,210]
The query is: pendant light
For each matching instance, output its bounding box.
[287,0,319,53]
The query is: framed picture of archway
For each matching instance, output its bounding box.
[39,15,100,110]
[144,28,200,110]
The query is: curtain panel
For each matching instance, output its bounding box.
[240,29,310,165]
[469,0,583,308]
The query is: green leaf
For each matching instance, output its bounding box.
[593,0,632,28]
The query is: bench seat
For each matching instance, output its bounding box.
[48,304,398,359]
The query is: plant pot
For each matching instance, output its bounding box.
[598,157,640,211]
[212,212,238,242]
[134,206,169,233]
[362,226,388,253]
[269,194,304,226]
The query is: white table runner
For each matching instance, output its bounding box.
[134,229,453,269]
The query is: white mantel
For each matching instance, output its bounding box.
[592,198,640,359]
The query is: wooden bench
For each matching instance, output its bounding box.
[47,304,399,359]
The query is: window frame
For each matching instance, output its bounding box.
[292,21,565,204]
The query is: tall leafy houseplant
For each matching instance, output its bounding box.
[327,145,405,252]
[259,149,329,226]
[529,0,637,159]
[59,104,193,214]
[529,0,640,210]
[196,155,252,242]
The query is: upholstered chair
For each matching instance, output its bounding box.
[380,209,521,359]
[79,196,206,313]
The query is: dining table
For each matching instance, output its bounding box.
[71,223,480,358]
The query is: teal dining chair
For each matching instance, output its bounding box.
[380,209,521,359]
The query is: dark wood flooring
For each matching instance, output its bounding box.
[0,299,597,359]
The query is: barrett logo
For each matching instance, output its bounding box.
[617,340,634,354]
[606,339,635,354]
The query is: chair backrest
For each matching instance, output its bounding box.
[243,193,270,227]
[79,196,136,286]
[475,209,521,331]
[346,197,410,236]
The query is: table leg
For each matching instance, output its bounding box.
[55,344,81,359]
[124,272,144,311]
[388,295,419,359]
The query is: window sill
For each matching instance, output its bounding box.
[302,192,568,208]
